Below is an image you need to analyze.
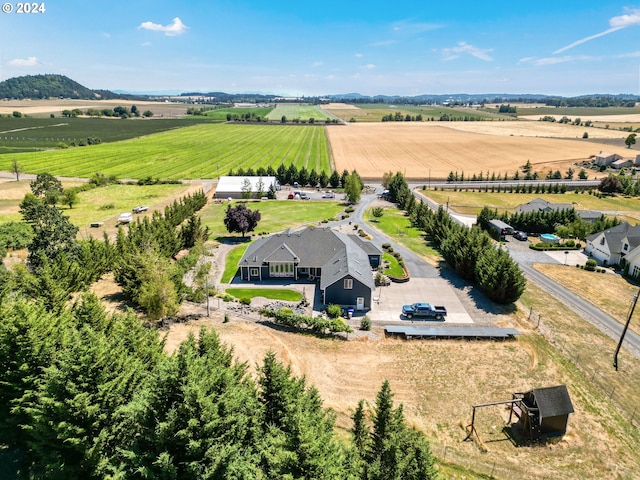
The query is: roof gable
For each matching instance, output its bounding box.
[530,385,574,419]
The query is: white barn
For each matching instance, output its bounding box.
[214,176,279,199]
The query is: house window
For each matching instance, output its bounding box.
[344,278,353,289]
[623,243,629,251]
[633,265,640,278]
[250,268,259,276]
[600,237,605,245]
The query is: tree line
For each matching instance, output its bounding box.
[0,295,437,479]
[385,172,526,304]
[228,165,362,191]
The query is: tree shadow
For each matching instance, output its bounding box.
[214,235,252,245]
[437,261,517,316]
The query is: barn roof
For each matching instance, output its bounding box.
[529,385,574,419]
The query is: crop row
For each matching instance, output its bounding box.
[0,123,332,180]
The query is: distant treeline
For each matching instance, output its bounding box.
[0,74,126,100]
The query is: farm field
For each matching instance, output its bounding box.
[266,104,334,122]
[166,278,640,479]
[0,123,332,180]
[0,98,190,118]
[327,121,631,180]
[418,190,640,221]
[0,116,213,153]
[203,106,273,121]
[322,103,506,123]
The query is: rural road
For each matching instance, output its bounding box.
[407,185,640,360]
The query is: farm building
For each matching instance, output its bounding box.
[238,227,380,311]
[214,176,279,199]
[511,385,574,442]
[593,151,623,166]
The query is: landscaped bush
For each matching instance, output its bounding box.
[585,259,597,271]
[360,315,372,331]
[327,304,342,319]
[381,243,391,250]
[259,307,352,335]
[345,207,355,213]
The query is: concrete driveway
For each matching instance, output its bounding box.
[366,277,474,324]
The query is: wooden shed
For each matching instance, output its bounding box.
[511,385,574,441]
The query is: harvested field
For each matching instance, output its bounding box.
[520,113,640,123]
[327,122,630,179]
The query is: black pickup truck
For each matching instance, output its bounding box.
[402,302,447,320]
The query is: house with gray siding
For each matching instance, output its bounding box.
[238,227,380,311]
[585,222,640,266]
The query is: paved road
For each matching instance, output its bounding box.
[505,237,640,358]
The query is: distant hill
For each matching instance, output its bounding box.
[0,74,125,100]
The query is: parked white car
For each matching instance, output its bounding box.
[118,212,133,224]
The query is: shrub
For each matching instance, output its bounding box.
[239,297,251,305]
[345,207,355,213]
[585,259,597,271]
[381,243,391,250]
[327,304,342,319]
[360,315,372,331]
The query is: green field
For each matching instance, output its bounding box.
[0,183,191,226]
[0,123,331,180]
[419,189,640,219]
[204,107,274,121]
[332,103,506,122]
[266,104,333,122]
[0,116,213,154]
[202,199,346,239]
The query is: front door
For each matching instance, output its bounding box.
[356,297,364,311]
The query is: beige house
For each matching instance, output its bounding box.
[593,151,623,166]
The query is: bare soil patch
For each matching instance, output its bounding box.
[327,122,628,180]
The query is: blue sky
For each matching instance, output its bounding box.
[1,1,640,96]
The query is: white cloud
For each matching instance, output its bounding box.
[141,41,152,47]
[609,8,640,28]
[441,42,493,61]
[9,56,39,66]
[520,55,596,66]
[361,64,376,70]
[554,8,640,54]
[391,19,444,35]
[354,53,363,58]
[138,17,188,36]
[312,61,323,67]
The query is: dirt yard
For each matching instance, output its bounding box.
[326,122,630,180]
[163,305,638,479]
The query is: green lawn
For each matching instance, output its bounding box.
[0,123,331,180]
[201,200,346,239]
[334,104,507,122]
[382,252,405,277]
[225,287,302,302]
[365,207,440,261]
[418,189,640,219]
[220,244,248,283]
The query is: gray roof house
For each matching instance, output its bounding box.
[585,221,640,266]
[515,198,572,215]
[238,227,381,311]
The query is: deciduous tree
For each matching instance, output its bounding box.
[224,203,261,237]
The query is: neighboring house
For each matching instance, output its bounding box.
[593,151,623,166]
[515,198,572,215]
[621,245,640,279]
[515,197,602,223]
[585,222,640,266]
[238,227,381,310]
[214,176,278,199]
[612,158,634,169]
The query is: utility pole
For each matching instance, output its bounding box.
[614,288,639,370]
